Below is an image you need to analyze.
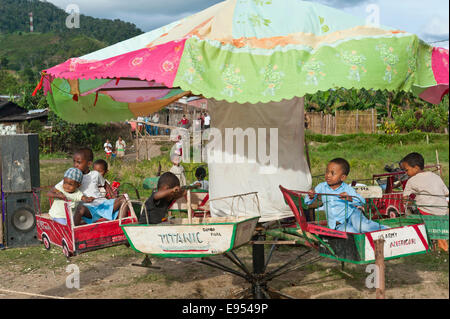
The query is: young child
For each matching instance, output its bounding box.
[104,139,112,158]
[191,166,209,191]
[47,168,94,225]
[55,148,127,226]
[305,158,388,233]
[169,154,186,186]
[401,152,449,252]
[401,152,449,216]
[139,172,186,224]
[105,145,113,160]
[93,159,116,199]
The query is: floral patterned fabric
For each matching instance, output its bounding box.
[40,0,448,123]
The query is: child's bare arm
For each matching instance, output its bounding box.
[153,188,176,201]
[47,187,67,201]
[82,196,95,203]
[104,181,116,198]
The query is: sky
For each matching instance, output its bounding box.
[45,0,449,48]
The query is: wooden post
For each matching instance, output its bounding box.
[334,110,337,135]
[375,238,385,299]
[356,110,359,133]
[135,125,140,160]
[426,134,429,144]
[187,190,192,224]
[321,112,324,134]
[436,149,443,177]
[371,108,375,133]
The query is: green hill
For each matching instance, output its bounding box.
[0,0,144,72]
[0,32,107,71]
[0,0,143,45]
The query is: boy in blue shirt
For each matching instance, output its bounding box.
[305,158,388,233]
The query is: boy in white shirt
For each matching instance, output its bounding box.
[401,152,449,216]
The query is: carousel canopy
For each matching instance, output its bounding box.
[36,0,449,124]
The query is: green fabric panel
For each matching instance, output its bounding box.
[78,78,111,93]
[47,78,134,124]
[174,35,437,104]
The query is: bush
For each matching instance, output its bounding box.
[393,103,448,133]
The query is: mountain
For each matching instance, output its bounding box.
[0,0,143,45]
[0,0,144,72]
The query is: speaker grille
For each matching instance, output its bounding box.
[4,192,39,248]
[12,208,36,232]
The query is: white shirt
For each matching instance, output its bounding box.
[49,183,84,219]
[56,170,106,205]
[103,142,112,152]
[175,140,183,155]
[152,114,160,123]
[403,171,449,215]
[116,139,126,151]
[192,180,209,191]
[204,115,210,125]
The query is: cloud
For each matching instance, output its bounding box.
[46,0,222,30]
[421,15,449,42]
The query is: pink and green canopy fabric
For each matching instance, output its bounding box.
[37,0,449,123]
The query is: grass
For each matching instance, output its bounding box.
[306,132,449,185]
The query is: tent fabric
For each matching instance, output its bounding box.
[37,0,448,124]
[206,97,311,222]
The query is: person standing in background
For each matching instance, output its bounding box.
[115,136,126,158]
[204,112,211,130]
[152,113,160,135]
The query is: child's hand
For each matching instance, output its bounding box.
[307,189,315,198]
[56,191,68,201]
[172,186,181,194]
[339,192,352,201]
[82,196,95,203]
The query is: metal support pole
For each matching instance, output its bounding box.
[252,233,266,299]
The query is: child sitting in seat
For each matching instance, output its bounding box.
[305,158,388,233]
[139,172,186,224]
[48,168,95,225]
[93,159,117,199]
[400,152,449,216]
[52,148,127,226]
[400,152,448,252]
[191,166,209,191]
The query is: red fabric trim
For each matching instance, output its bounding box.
[365,232,376,251]
[94,91,99,106]
[417,208,433,215]
[32,75,44,96]
[412,224,429,250]
[199,194,209,207]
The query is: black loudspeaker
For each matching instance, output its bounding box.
[0,134,40,193]
[4,192,39,247]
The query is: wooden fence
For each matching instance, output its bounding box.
[306,109,377,135]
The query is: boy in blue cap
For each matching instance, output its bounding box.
[48,167,95,225]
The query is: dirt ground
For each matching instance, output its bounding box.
[0,242,448,300]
